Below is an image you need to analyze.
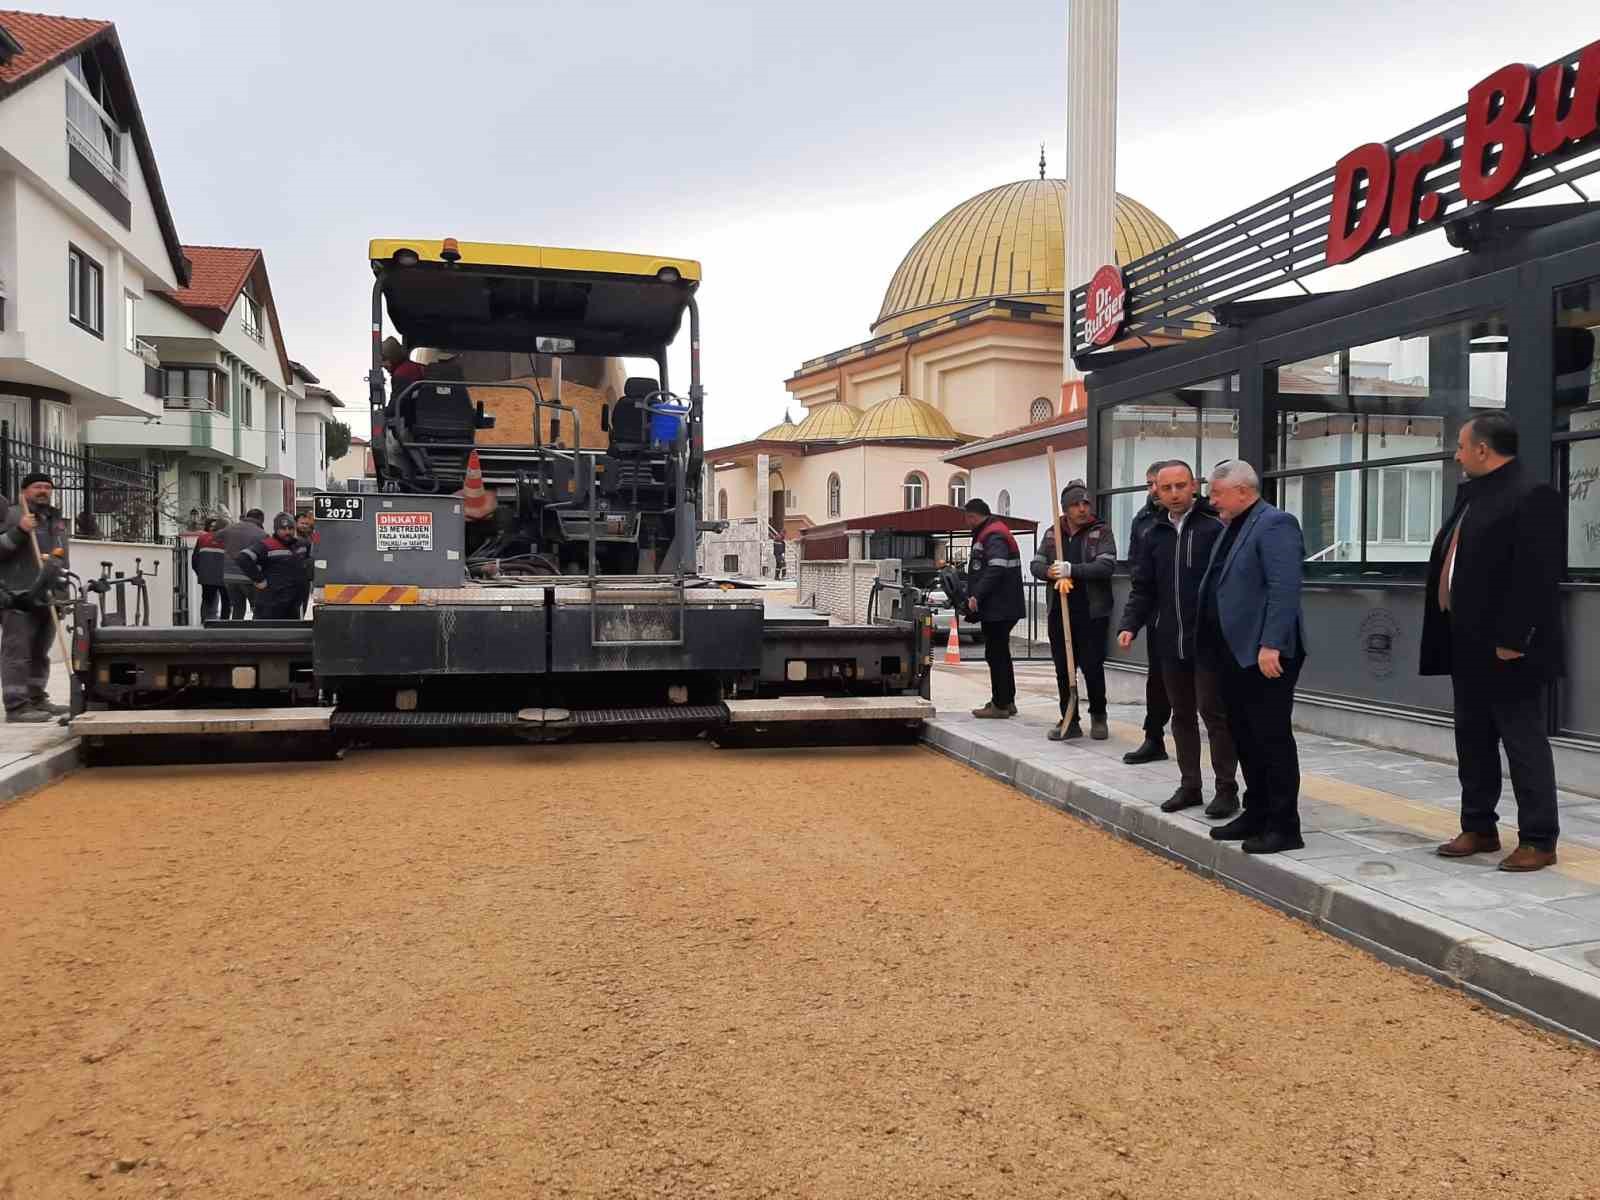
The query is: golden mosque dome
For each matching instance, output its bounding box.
[852,394,959,441]
[793,401,861,440]
[873,178,1178,336]
[757,412,801,442]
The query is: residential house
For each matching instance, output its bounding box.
[327,432,372,492]
[289,358,342,506]
[0,10,190,525]
[83,244,299,529]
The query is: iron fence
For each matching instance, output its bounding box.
[0,422,163,544]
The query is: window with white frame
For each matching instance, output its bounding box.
[241,290,264,343]
[998,489,1011,516]
[123,292,138,352]
[240,381,254,427]
[826,472,841,518]
[902,472,926,511]
[948,474,968,508]
[68,246,103,335]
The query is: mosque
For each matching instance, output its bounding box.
[702,171,1178,562]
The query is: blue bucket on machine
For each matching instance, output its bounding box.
[650,399,689,447]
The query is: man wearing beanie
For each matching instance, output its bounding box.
[962,497,1026,718]
[1030,480,1116,740]
[0,472,69,722]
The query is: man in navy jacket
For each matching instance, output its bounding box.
[1196,460,1308,854]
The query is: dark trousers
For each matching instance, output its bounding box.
[224,581,254,620]
[1217,655,1303,836]
[1160,656,1238,793]
[1144,662,1171,738]
[981,619,1018,708]
[1452,675,1559,851]
[1,608,52,713]
[1047,605,1107,718]
[200,584,227,622]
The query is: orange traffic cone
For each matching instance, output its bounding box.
[944,617,961,665]
[458,449,498,521]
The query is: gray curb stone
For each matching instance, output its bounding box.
[922,718,1600,1049]
[0,739,81,809]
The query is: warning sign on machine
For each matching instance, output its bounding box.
[375,511,434,552]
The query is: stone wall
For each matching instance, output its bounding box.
[794,558,897,623]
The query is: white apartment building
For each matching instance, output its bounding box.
[290,359,343,506]
[0,13,189,468]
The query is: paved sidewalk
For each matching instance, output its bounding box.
[928,661,1600,1045]
[0,660,79,804]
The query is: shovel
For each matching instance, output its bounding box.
[1046,447,1079,732]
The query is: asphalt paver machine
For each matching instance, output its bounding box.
[70,240,934,760]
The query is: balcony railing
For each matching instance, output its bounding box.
[132,336,160,369]
[164,394,224,413]
[65,81,127,195]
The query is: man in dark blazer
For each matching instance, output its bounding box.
[1422,412,1565,872]
[1196,460,1308,854]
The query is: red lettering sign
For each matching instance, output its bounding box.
[1083,264,1127,347]
[1325,39,1600,265]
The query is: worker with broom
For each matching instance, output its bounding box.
[0,472,70,723]
[1032,479,1115,741]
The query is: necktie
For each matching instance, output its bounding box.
[1438,515,1464,612]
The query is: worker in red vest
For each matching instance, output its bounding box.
[962,498,1025,719]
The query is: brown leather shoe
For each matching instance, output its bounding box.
[1436,831,1502,858]
[1498,844,1557,872]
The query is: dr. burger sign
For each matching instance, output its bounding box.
[1083,264,1127,348]
[1327,39,1600,266]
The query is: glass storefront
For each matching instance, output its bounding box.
[1094,373,1238,556]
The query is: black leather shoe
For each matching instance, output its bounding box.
[1204,789,1241,819]
[1160,787,1203,813]
[1123,737,1168,765]
[1209,814,1265,841]
[1241,831,1305,855]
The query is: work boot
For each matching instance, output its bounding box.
[1242,830,1305,855]
[1123,736,1168,765]
[1160,786,1203,813]
[6,706,51,724]
[30,698,69,716]
[971,703,1015,719]
[1436,831,1501,858]
[1210,813,1266,841]
[1060,719,1083,740]
[1498,844,1557,872]
[1204,787,1241,819]
[1089,716,1109,740]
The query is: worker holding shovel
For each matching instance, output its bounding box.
[0,472,71,723]
[1032,473,1116,741]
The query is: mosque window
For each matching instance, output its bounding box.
[997,489,1011,516]
[1030,397,1054,424]
[826,473,841,518]
[902,472,926,511]
[948,474,968,508]
[717,489,728,520]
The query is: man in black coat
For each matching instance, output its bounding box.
[1117,462,1238,818]
[1423,413,1565,872]
[963,498,1026,719]
[1123,461,1173,763]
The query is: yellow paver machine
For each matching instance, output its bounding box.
[70,240,934,762]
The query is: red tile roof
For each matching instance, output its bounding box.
[0,10,108,88]
[168,245,258,315]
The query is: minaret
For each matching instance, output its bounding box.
[1062,0,1118,416]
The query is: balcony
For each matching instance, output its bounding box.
[262,424,290,478]
[82,399,265,470]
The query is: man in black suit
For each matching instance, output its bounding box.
[1422,413,1565,872]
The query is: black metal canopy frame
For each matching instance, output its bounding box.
[1070,40,1600,363]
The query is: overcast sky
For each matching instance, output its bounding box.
[96,1,1600,446]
